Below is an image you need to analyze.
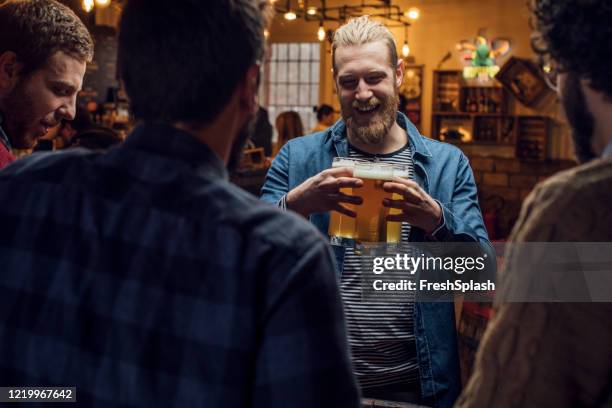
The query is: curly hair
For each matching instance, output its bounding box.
[530,0,612,98]
[0,0,93,74]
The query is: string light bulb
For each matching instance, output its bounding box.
[402,41,410,57]
[402,25,410,57]
[284,0,296,20]
[406,7,420,20]
[82,0,94,12]
[317,23,325,41]
[95,0,111,8]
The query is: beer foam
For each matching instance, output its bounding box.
[331,159,358,168]
[353,165,395,180]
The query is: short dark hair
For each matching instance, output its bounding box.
[0,0,93,75]
[531,0,612,99]
[316,104,333,121]
[118,0,271,124]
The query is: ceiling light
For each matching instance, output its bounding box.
[406,7,420,20]
[82,0,94,12]
[318,24,325,41]
[402,41,410,57]
[284,11,297,20]
[307,7,317,15]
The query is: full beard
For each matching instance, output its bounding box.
[1,79,39,149]
[342,90,399,146]
[561,73,596,163]
[227,113,256,174]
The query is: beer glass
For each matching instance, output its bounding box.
[386,165,410,243]
[352,162,395,242]
[328,158,410,243]
[328,157,359,240]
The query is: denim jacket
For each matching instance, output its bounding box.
[260,113,491,408]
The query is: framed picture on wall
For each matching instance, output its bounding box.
[496,57,550,107]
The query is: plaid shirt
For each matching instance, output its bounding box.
[0,123,359,407]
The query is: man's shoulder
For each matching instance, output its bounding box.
[285,130,328,150]
[417,134,465,158]
[220,183,328,254]
[532,158,612,206]
[0,148,100,179]
[513,158,612,241]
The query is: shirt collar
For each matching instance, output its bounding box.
[123,122,228,180]
[327,111,432,160]
[0,111,12,151]
[602,140,612,159]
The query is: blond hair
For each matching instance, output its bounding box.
[332,15,398,72]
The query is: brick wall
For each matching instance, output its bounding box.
[467,156,575,239]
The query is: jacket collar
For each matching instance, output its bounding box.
[123,122,228,180]
[326,111,432,160]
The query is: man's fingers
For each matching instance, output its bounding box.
[336,192,363,205]
[331,203,357,218]
[335,177,363,189]
[382,184,424,205]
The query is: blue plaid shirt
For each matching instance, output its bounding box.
[0,123,359,407]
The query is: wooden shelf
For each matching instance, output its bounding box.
[431,70,551,159]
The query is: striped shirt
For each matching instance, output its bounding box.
[341,143,419,389]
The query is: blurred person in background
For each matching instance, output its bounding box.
[457,1,612,407]
[0,0,92,168]
[312,103,335,133]
[250,105,273,156]
[274,110,303,154]
[67,126,122,150]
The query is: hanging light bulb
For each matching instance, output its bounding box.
[406,7,420,20]
[95,0,111,8]
[307,7,317,15]
[82,0,94,12]
[284,0,296,20]
[402,25,410,58]
[402,41,410,57]
[317,24,326,41]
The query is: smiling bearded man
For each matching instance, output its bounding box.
[261,15,491,408]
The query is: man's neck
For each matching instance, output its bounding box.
[347,121,407,155]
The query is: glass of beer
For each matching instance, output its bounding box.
[352,162,396,242]
[328,157,360,240]
[386,164,410,243]
[328,159,410,243]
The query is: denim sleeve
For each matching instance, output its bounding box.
[253,237,360,408]
[260,143,290,204]
[430,153,490,244]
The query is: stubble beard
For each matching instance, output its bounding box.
[342,89,399,147]
[1,78,39,149]
[560,72,597,163]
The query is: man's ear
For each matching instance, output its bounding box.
[395,58,404,88]
[0,51,22,92]
[239,64,261,114]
